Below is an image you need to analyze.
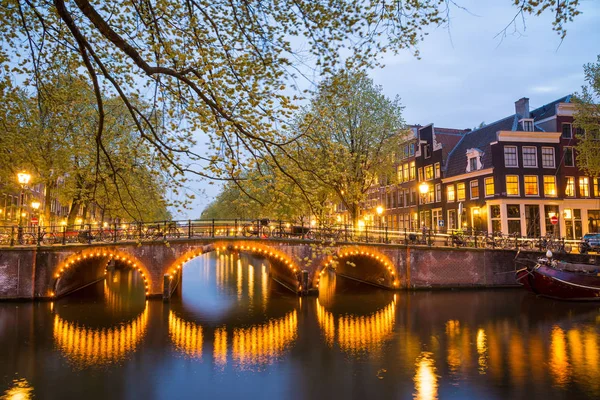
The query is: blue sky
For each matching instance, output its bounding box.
[187,0,600,217]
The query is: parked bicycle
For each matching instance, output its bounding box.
[242,219,272,238]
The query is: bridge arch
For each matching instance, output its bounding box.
[164,241,303,293]
[51,249,152,298]
[314,246,398,290]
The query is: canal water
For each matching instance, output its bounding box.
[0,251,599,399]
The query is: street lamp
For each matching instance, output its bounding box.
[418,182,430,229]
[31,201,40,226]
[17,172,31,244]
[376,205,384,240]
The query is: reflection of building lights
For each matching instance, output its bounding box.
[169,311,203,359]
[53,308,149,367]
[414,352,438,400]
[476,328,488,374]
[2,378,34,399]
[550,326,571,386]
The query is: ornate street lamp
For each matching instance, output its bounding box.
[418,182,430,230]
[31,201,41,226]
[17,172,31,244]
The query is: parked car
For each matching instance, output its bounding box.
[579,233,600,254]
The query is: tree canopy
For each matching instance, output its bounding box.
[0,0,582,194]
[574,54,600,177]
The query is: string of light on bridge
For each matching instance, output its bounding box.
[318,249,398,288]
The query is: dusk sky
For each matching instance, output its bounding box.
[189,0,600,217]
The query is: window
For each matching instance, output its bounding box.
[397,166,404,183]
[522,146,537,167]
[403,145,409,158]
[457,182,466,201]
[507,204,521,235]
[398,191,404,207]
[425,165,433,180]
[543,176,557,197]
[506,175,519,196]
[409,143,415,156]
[428,185,434,203]
[470,180,479,199]
[562,123,572,139]
[469,157,477,172]
[490,205,501,233]
[447,185,455,202]
[580,177,590,197]
[435,183,441,203]
[403,163,409,183]
[522,119,534,131]
[565,176,575,197]
[594,178,599,197]
[564,147,574,167]
[484,177,494,197]
[541,147,555,168]
[434,163,441,179]
[418,168,423,182]
[424,144,431,158]
[409,161,416,180]
[524,175,539,196]
[448,210,456,230]
[504,146,518,167]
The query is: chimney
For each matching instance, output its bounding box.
[515,97,530,118]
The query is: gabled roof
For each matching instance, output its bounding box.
[435,129,468,163]
[444,115,517,178]
[530,95,571,121]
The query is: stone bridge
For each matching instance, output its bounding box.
[0,236,571,300]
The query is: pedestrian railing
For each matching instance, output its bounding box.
[0,219,584,254]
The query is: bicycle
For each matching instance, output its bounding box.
[242,219,271,238]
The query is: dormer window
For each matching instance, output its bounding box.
[423,144,431,158]
[465,148,483,172]
[521,119,534,132]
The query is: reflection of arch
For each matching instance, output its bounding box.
[52,306,149,367]
[315,247,398,288]
[51,250,151,298]
[167,310,298,368]
[316,297,396,353]
[165,242,302,291]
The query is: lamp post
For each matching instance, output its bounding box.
[31,201,40,225]
[17,172,31,244]
[418,182,429,229]
[376,205,383,242]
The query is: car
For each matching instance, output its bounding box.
[579,233,600,254]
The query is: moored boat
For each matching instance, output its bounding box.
[516,252,600,301]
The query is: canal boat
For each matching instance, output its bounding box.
[516,252,600,301]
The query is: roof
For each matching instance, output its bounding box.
[435,130,468,163]
[444,115,517,178]
[530,95,571,121]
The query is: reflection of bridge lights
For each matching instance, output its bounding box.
[214,327,228,368]
[414,352,438,400]
[316,298,396,354]
[169,311,203,359]
[232,310,298,369]
[550,325,571,386]
[53,307,149,367]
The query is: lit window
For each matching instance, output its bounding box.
[524,176,539,196]
[543,176,557,197]
[564,147,574,167]
[403,163,409,183]
[522,147,537,167]
[506,175,519,196]
[447,185,455,202]
[565,176,575,197]
[484,177,494,197]
[562,123,572,139]
[580,177,589,197]
[470,180,479,199]
[541,147,555,168]
[409,161,416,181]
[594,178,599,197]
[397,166,403,183]
[457,182,466,201]
[418,168,423,182]
[425,165,433,180]
[504,146,518,167]
[434,163,441,179]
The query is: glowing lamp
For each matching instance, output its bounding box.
[419,182,429,195]
[376,206,383,215]
[17,172,31,186]
[31,201,41,210]
[473,208,480,215]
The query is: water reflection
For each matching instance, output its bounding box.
[1,378,34,399]
[168,311,203,359]
[414,352,438,400]
[52,307,149,368]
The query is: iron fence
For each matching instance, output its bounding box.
[0,219,584,254]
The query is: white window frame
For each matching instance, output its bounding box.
[446,184,455,203]
[565,176,575,197]
[484,177,494,198]
[541,147,555,168]
[564,147,575,167]
[504,145,518,167]
[469,180,479,200]
[435,183,441,203]
[457,182,466,201]
[506,175,520,197]
[523,175,539,197]
[434,162,441,179]
[543,175,557,197]
[522,146,538,168]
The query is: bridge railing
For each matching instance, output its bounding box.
[0,219,583,254]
